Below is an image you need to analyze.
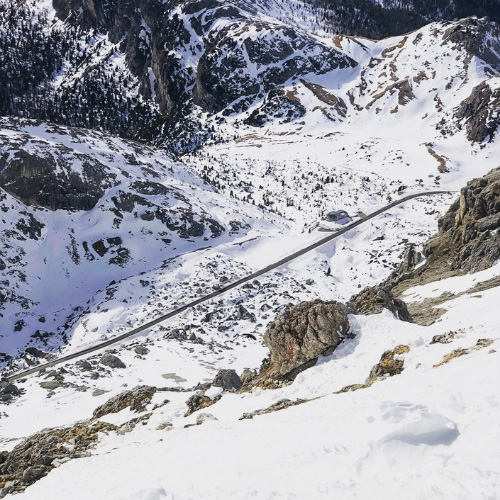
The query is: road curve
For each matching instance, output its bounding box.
[4,190,453,382]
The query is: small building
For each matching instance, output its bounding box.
[324,210,352,224]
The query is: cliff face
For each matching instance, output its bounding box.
[435,167,500,273]
[455,80,500,143]
[389,168,500,298]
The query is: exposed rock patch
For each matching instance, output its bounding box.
[0,382,20,404]
[0,150,116,211]
[99,353,126,369]
[244,88,306,127]
[0,421,117,497]
[92,385,158,419]
[196,413,218,425]
[184,393,221,417]
[454,80,500,143]
[336,345,410,394]
[368,345,410,379]
[434,339,494,367]
[239,398,309,420]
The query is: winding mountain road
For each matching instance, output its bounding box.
[4,190,453,382]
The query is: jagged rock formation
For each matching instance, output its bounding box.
[244,88,307,127]
[433,167,500,272]
[443,17,500,71]
[455,79,500,143]
[388,168,500,302]
[184,393,221,416]
[212,369,243,391]
[261,300,352,380]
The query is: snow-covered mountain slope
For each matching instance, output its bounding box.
[2,0,500,151]
[3,205,500,499]
[182,17,500,231]
[1,1,500,498]
[0,118,292,365]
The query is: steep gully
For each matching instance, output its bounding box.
[4,191,454,382]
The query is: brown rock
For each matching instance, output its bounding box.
[262,300,352,380]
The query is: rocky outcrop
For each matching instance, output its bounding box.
[0,382,20,404]
[244,88,306,127]
[368,345,410,379]
[454,79,500,143]
[92,385,157,419]
[0,421,117,497]
[261,300,352,380]
[443,17,500,72]
[336,345,410,394]
[386,168,500,325]
[347,285,412,322]
[0,150,116,211]
[426,167,500,273]
[239,398,308,420]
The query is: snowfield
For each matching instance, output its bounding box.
[13,274,500,500]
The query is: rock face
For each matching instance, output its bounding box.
[387,167,500,316]
[92,385,157,419]
[426,167,500,273]
[212,369,242,391]
[347,286,412,322]
[443,17,500,72]
[244,88,307,127]
[262,300,351,379]
[0,149,116,211]
[454,79,500,143]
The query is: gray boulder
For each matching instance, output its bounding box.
[100,353,126,369]
[196,413,218,425]
[212,369,242,391]
[0,381,20,403]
